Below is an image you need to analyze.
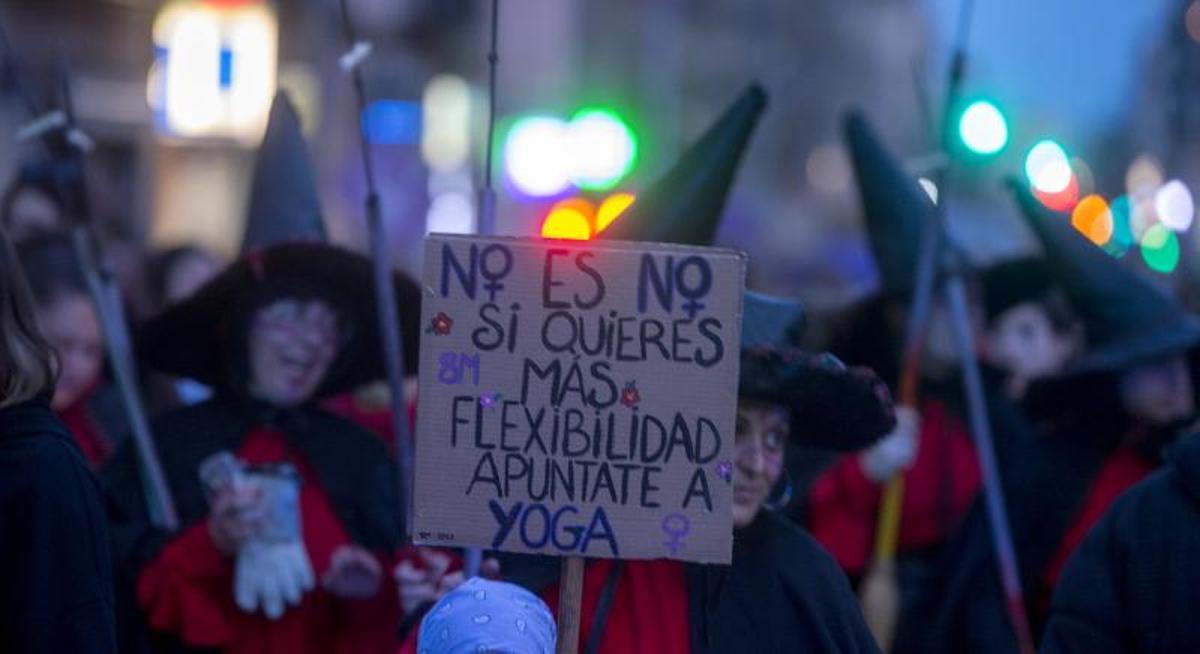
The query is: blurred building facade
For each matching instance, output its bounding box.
[0,0,935,323]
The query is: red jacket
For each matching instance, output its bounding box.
[1035,445,1154,617]
[56,397,114,469]
[809,397,981,575]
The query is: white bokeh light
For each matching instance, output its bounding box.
[503,117,571,197]
[1155,179,1194,232]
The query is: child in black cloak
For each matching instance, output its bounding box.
[978,257,1083,402]
[0,224,116,653]
[17,232,125,468]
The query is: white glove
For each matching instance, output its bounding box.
[233,469,315,619]
[235,540,315,619]
[860,406,919,483]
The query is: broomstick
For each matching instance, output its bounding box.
[858,0,971,647]
[3,40,179,530]
[335,0,416,543]
[461,0,502,581]
[860,1,1035,650]
[857,155,942,651]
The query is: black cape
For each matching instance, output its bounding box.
[1041,432,1200,653]
[498,510,880,653]
[924,376,1164,652]
[0,398,116,653]
[687,510,880,653]
[102,394,403,651]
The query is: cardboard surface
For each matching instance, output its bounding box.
[413,235,745,564]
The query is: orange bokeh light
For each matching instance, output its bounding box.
[595,192,635,234]
[1071,194,1113,246]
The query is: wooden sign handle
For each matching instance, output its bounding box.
[556,556,586,654]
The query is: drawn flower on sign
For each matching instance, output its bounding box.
[620,381,641,408]
[429,312,454,336]
[715,460,733,484]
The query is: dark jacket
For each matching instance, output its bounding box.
[925,382,1166,653]
[1040,432,1200,653]
[688,510,880,653]
[0,398,116,653]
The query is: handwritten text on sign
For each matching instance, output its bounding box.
[413,235,745,564]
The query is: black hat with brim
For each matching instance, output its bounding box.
[139,242,421,398]
[1008,177,1200,379]
[739,291,895,451]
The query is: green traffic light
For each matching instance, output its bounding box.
[957,100,1008,156]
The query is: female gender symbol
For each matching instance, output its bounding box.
[661,513,691,555]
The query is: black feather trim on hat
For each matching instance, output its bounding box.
[738,348,896,452]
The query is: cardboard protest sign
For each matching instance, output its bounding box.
[413,234,745,564]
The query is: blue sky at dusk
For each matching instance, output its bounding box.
[924,0,1175,144]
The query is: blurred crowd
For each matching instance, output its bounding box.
[2,77,1199,654]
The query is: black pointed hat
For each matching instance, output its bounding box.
[599,83,767,246]
[1008,178,1200,377]
[241,92,327,252]
[739,291,896,452]
[843,110,935,296]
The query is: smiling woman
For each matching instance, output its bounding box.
[731,400,788,528]
[247,299,340,406]
[105,90,424,653]
[104,241,423,654]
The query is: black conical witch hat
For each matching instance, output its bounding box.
[842,110,936,296]
[600,83,767,246]
[1008,178,1200,377]
[241,91,327,251]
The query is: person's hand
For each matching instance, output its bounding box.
[322,545,383,599]
[429,558,502,600]
[860,406,920,483]
[394,548,452,615]
[208,483,263,557]
[395,549,501,615]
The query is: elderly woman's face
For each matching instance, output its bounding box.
[247,299,339,407]
[733,400,789,528]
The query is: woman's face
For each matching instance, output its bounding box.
[733,400,788,529]
[38,293,103,410]
[984,302,1079,396]
[247,299,339,407]
[1119,355,1195,426]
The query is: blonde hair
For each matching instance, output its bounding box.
[0,226,55,406]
